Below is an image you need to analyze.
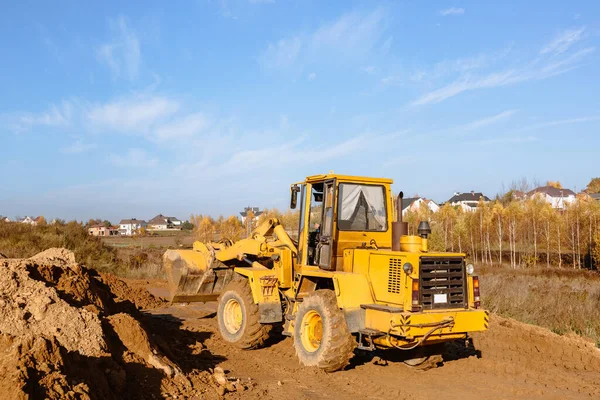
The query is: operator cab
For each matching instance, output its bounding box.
[291,174,392,271]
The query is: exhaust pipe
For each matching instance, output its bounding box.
[392,191,408,251]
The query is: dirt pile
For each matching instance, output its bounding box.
[0,248,221,399]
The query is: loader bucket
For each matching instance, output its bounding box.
[163,244,234,303]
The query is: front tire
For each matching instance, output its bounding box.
[217,280,271,349]
[293,290,355,372]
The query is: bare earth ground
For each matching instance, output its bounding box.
[140,280,600,400]
[1,250,599,400]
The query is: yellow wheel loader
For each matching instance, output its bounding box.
[164,174,488,371]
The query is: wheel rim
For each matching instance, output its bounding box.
[300,310,323,353]
[223,298,243,334]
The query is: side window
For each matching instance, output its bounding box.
[321,182,334,237]
[297,185,306,263]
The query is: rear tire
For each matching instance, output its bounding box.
[217,279,271,349]
[293,290,355,372]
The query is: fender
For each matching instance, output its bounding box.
[234,267,283,323]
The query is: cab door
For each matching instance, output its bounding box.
[317,180,336,270]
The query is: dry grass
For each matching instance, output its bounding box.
[0,221,166,279]
[480,265,600,345]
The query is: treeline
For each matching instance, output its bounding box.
[190,209,300,242]
[189,194,600,269]
[404,196,600,269]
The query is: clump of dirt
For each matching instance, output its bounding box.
[0,248,220,399]
[100,273,166,310]
[0,258,107,357]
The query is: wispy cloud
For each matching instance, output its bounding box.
[462,110,518,131]
[440,8,465,16]
[473,135,537,146]
[308,72,317,81]
[361,65,376,74]
[86,95,180,135]
[109,148,157,168]
[61,140,97,154]
[1,101,73,133]
[154,112,207,141]
[514,116,600,133]
[96,15,141,80]
[411,28,594,106]
[540,27,585,55]
[259,9,388,70]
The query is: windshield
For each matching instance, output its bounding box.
[337,183,387,231]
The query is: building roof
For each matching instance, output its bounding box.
[148,214,169,225]
[119,218,145,224]
[527,186,576,197]
[401,197,420,211]
[589,193,600,200]
[448,192,491,203]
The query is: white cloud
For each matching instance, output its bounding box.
[259,9,387,69]
[61,140,97,154]
[440,8,465,16]
[96,15,141,80]
[462,110,518,131]
[86,96,180,134]
[154,112,207,141]
[259,37,302,69]
[361,65,376,74]
[308,72,317,80]
[411,37,595,106]
[1,101,72,133]
[109,148,157,168]
[514,116,600,133]
[540,27,585,55]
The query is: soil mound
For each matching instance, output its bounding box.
[0,248,215,399]
[100,273,166,310]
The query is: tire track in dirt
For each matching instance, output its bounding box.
[162,299,600,400]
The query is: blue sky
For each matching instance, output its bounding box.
[1,1,599,222]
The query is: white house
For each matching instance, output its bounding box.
[0,216,11,222]
[447,191,491,212]
[19,216,37,225]
[119,218,147,235]
[401,197,440,216]
[527,186,576,209]
[239,207,263,224]
[147,214,181,230]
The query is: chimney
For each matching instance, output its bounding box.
[471,190,475,195]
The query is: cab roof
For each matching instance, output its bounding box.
[301,173,393,185]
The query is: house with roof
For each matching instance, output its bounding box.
[401,197,440,216]
[447,191,491,212]
[88,225,120,237]
[0,216,11,223]
[119,218,147,235]
[240,207,263,224]
[590,193,600,202]
[527,186,576,209]
[147,214,181,230]
[19,216,37,225]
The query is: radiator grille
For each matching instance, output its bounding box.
[388,258,402,294]
[420,257,466,309]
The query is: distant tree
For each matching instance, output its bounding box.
[103,220,112,228]
[585,177,600,194]
[36,216,47,226]
[181,220,194,230]
[546,180,563,189]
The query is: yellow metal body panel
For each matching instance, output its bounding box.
[234,267,281,306]
[367,308,489,347]
[332,273,374,308]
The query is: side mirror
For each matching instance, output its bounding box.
[290,185,300,209]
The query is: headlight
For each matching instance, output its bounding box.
[403,262,413,274]
[466,263,475,275]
